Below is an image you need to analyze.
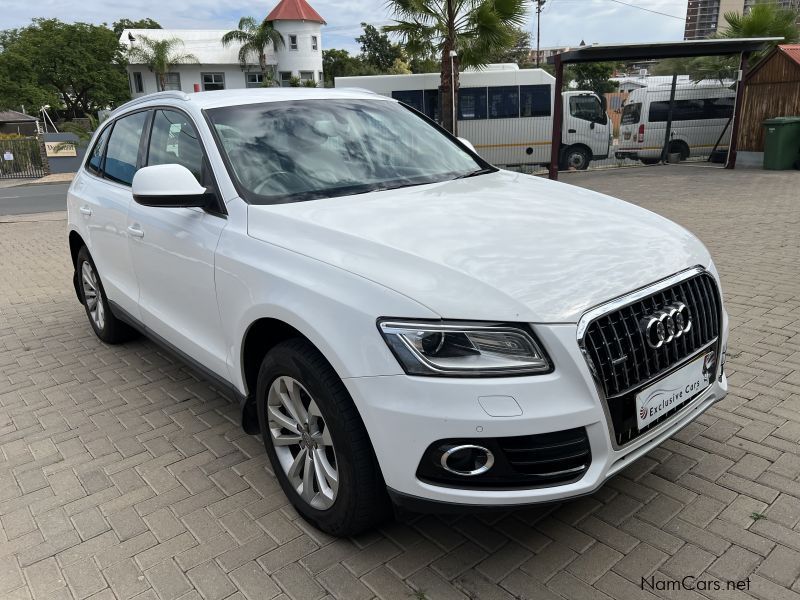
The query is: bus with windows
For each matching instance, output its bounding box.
[616,83,736,164]
[336,65,612,170]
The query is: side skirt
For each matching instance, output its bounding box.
[108,300,256,433]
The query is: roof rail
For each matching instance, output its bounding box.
[111,91,191,116]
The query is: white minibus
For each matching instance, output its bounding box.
[336,65,612,170]
[616,83,735,164]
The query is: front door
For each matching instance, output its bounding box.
[126,109,230,380]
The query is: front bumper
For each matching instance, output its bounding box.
[344,319,728,507]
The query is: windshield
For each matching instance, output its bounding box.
[621,102,642,125]
[206,99,490,204]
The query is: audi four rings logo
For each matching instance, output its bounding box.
[643,303,692,349]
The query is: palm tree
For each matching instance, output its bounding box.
[384,0,528,134]
[720,2,799,48]
[127,36,199,92]
[222,17,285,87]
[684,2,799,83]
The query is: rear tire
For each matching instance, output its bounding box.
[76,247,138,344]
[641,158,660,165]
[669,141,690,161]
[256,338,391,536]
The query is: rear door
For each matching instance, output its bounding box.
[74,111,149,318]
[126,108,230,379]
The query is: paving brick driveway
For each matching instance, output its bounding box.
[1,164,799,600]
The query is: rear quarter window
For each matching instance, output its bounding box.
[621,103,641,125]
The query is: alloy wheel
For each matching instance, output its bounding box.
[81,261,105,331]
[267,376,338,510]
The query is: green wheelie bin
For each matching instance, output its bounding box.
[763,117,800,170]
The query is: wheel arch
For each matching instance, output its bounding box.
[69,230,87,302]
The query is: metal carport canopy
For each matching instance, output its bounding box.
[547,37,783,179]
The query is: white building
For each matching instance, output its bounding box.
[122,0,325,97]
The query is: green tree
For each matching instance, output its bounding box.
[322,49,381,86]
[222,17,285,85]
[112,18,162,38]
[0,19,129,117]
[720,1,798,46]
[485,27,532,66]
[653,2,799,83]
[568,62,619,96]
[127,35,198,92]
[384,0,528,134]
[357,23,403,71]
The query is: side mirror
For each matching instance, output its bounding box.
[457,137,477,154]
[132,164,214,208]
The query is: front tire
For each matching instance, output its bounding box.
[76,247,137,344]
[561,145,590,170]
[256,339,391,536]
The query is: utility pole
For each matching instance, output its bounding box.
[535,0,546,68]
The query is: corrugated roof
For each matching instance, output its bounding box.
[0,110,38,123]
[779,44,800,67]
[266,0,326,24]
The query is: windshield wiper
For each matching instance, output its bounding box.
[454,167,495,180]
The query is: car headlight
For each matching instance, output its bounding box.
[378,320,551,377]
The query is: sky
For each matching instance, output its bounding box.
[2,0,689,52]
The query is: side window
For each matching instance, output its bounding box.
[520,85,551,117]
[104,111,148,186]
[147,110,204,184]
[458,87,487,121]
[488,86,520,119]
[569,95,605,123]
[85,125,112,176]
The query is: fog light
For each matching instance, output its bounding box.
[440,445,494,476]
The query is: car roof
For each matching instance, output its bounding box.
[110,88,389,118]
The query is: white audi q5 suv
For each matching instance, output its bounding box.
[67,88,728,535]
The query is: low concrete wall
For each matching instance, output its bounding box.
[41,133,87,174]
[737,151,764,169]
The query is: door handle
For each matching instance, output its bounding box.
[127,225,144,238]
[79,206,92,216]
[568,129,577,133]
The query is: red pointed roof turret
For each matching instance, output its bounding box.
[266,0,326,24]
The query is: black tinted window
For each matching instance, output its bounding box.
[621,102,641,125]
[649,97,733,122]
[458,88,487,120]
[86,125,111,176]
[392,90,424,113]
[488,86,519,119]
[104,112,148,185]
[423,89,440,122]
[520,85,550,117]
[148,110,204,183]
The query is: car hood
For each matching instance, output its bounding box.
[247,170,711,323]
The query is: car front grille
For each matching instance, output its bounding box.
[581,271,722,446]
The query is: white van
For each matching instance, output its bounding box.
[616,83,735,164]
[336,66,612,170]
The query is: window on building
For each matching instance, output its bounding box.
[424,89,440,122]
[392,90,424,113]
[132,72,144,94]
[488,86,520,119]
[162,73,181,91]
[458,87,488,121]
[147,110,204,184]
[300,71,315,84]
[289,35,298,50]
[280,72,292,87]
[246,73,264,88]
[202,73,225,91]
[520,85,551,117]
[104,111,148,186]
[312,35,318,51]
